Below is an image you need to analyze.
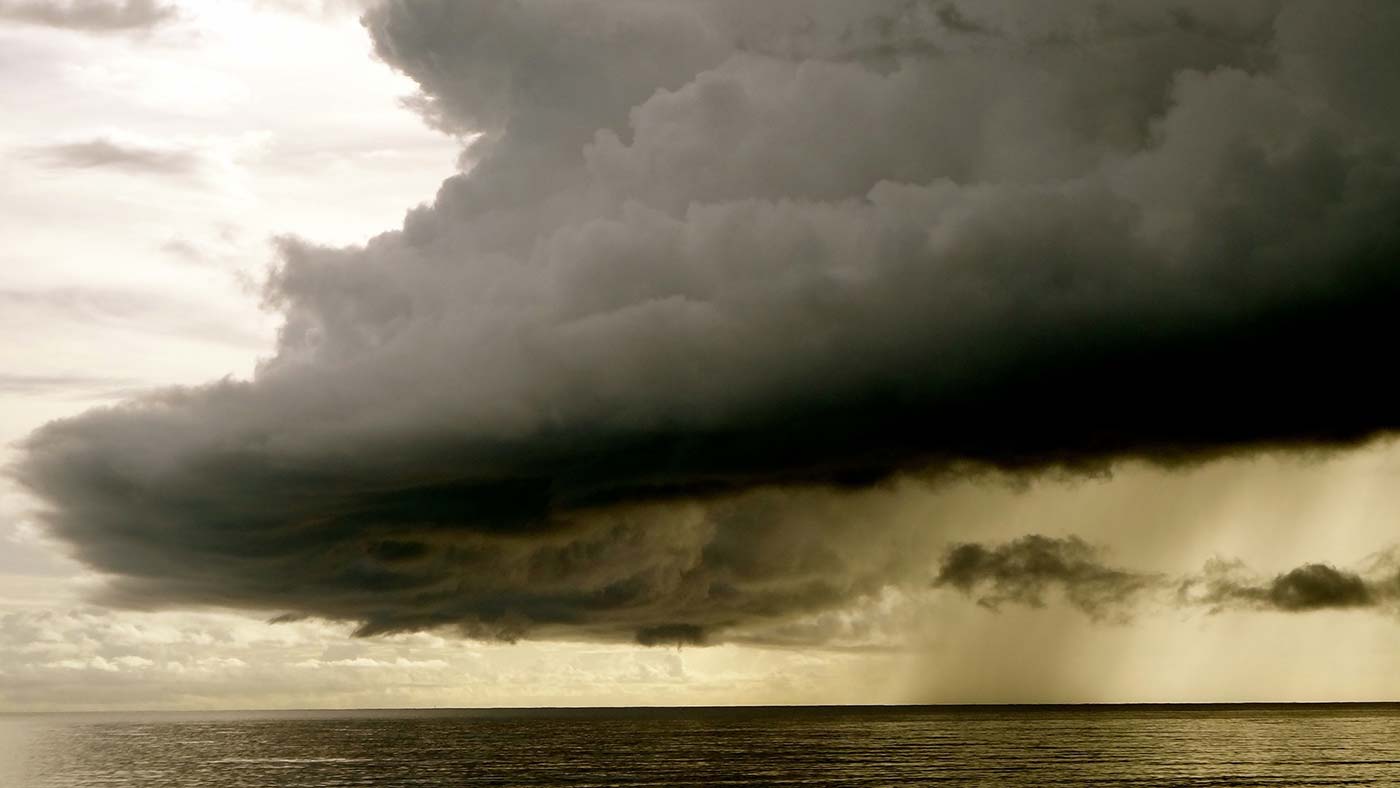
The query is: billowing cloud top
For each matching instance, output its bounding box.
[18,0,1400,644]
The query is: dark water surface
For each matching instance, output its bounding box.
[4,704,1400,787]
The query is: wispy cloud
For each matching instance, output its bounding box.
[0,373,145,399]
[19,137,202,177]
[0,286,269,349]
[0,0,176,34]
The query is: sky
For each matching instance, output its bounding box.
[2,0,1400,711]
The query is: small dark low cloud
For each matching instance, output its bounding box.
[0,0,175,33]
[934,535,1161,619]
[1182,560,1385,613]
[15,1,1400,645]
[21,138,202,176]
[939,536,1400,619]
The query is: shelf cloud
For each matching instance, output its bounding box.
[17,0,1400,644]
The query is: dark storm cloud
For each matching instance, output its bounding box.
[934,535,1161,619]
[17,1,1400,644]
[0,0,175,32]
[21,138,201,176]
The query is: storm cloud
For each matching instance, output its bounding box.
[17,1,1400,644]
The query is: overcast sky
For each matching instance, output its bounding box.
[3,0,1400,711]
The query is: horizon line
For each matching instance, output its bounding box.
[7,700,1400,717]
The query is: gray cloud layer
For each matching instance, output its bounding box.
[939,535,1400,618]
[17,1,1400,644]
[0,0,175,32]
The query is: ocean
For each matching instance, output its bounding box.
[2,704,1399,786]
